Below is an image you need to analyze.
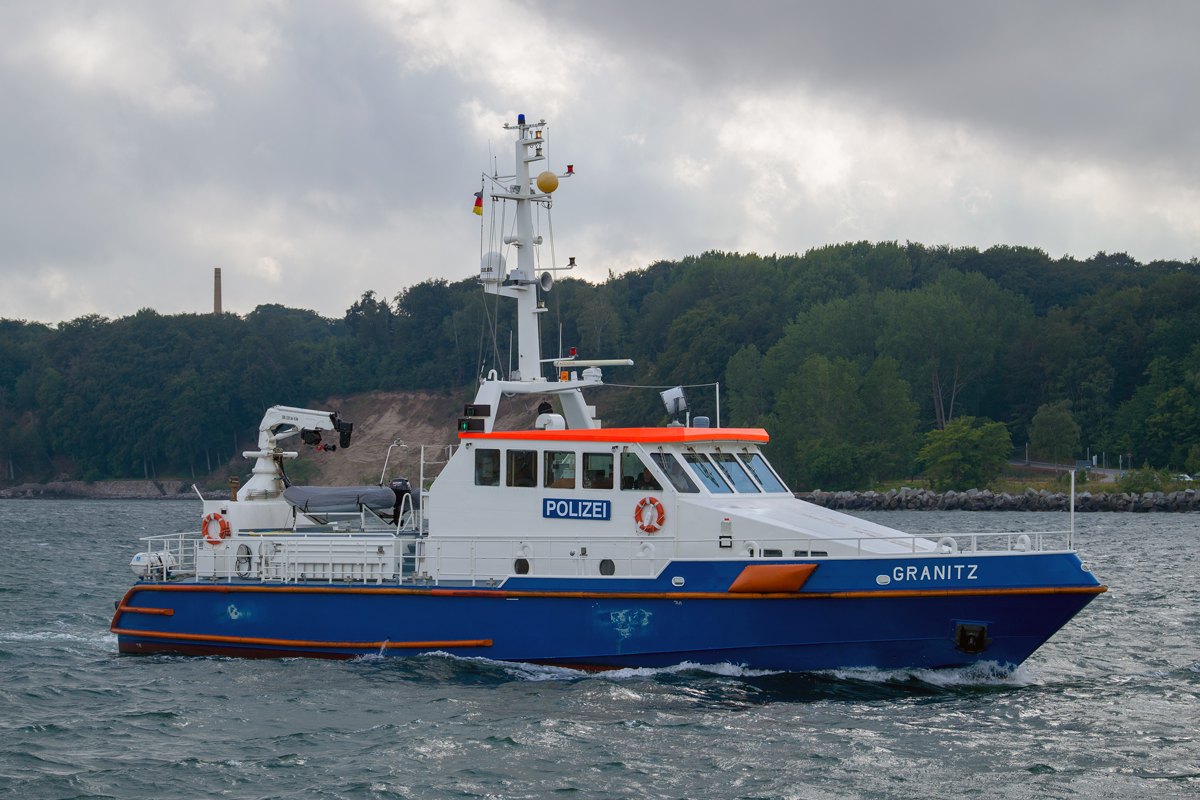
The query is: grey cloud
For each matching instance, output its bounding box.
[0,2,491,321]
[0,1,1197,324]
[535,1,1200,168]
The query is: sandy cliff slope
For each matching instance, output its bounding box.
[289,389,559,487]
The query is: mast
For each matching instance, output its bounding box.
[471,115,631,433]
[503,115,543,381]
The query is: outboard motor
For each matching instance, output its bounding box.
[389,478,418,526]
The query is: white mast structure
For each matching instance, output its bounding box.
[470,115,631,432]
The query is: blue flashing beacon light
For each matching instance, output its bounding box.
[518,114,525,125]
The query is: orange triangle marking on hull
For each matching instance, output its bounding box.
[727,563,818,593]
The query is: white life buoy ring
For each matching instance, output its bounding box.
[203,512,231,546]
[635,497,666,533]
[936,536,959,554]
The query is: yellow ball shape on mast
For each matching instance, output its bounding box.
[536,171,559,194]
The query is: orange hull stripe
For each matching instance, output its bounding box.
[459,427,769,443]
[118,605,174,616]
[110,628,492,650]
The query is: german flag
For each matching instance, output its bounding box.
[472,191,483,216]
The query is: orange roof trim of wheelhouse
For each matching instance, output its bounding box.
[459,427,770,443]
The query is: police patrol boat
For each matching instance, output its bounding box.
[112,115,1106,670]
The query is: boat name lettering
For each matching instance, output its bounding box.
[544,498,612,521]
[892,564,978,582]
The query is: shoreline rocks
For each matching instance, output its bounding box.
[0,480,225,500]
[797,486,1198,512]
[2,479,1195,510]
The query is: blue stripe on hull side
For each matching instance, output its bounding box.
[113,566,1101,672]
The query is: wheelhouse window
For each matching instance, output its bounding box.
[475,449,500,486]
[683,453,732,493]
[621,452,662,491]
[737,453,789,492]
[649,452,699,493]
[506,450,537,487]
[582,453,614,490]
[712,453,760,493]
[544,451,576,489]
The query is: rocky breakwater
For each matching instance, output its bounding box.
[797,486,1199,512]
[0,480,225,500]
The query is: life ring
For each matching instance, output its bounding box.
[936,536,959,554]
[203,512,231,546]
[634,497,666,533]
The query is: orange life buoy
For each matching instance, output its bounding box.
[202,512,231,546]
[634,497,666,533]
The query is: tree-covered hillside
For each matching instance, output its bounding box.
[2,242,1197,488]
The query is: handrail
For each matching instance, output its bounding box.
[141,530,1073,552]
[134,527,1073,587]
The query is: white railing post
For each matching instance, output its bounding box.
[1070,469,1075,550]
[418,444,426,533]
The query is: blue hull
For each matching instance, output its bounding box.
[113,553,1104,672]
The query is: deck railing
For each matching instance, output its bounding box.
[135,527,1074,585]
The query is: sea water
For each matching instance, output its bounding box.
[0,500,1197,798]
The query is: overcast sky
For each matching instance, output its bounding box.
[3,1,1198,323]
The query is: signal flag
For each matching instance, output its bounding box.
[472,191,483,216]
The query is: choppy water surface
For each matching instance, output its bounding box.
[0,501,1198,799]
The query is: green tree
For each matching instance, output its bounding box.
[4,238,1199,486]
[1185,444,1200,475]
[880,272,1030,430]
[1144,386,1200,468]
[769,355,864,488]
[724,345,767,426]
[761,354,919,489]
[857,357,920,482]
[1030,400,1081,472]
[918,416,1012,491]
[1118,460,1163,494]
[803,442,864,491]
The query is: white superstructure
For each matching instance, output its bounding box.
[133,114,1074,589]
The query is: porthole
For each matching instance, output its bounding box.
[599,559,615,576]
[514,558,530,575]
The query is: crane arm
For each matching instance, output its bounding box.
[256,405,354,451]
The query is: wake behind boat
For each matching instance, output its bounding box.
[111,115,1105,670]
